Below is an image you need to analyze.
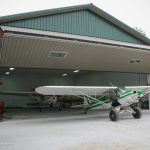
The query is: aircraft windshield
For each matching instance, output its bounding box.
[109,87,126,102]
[118,87,126,94]
[109,91,118,101]
[117,88,123,94]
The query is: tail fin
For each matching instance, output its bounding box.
[84,96,91,105]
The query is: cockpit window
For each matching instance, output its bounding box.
[109,91,118,101]
[118,87,126,91]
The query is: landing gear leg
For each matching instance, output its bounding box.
[120,106,142,120]
[50,104,53,108]
[59,107,61,111]
[85,109,88,114]
[40,105,46,112]
[54,103,62,111]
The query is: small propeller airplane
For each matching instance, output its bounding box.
[35,85,150,121]
[0,91,62,112]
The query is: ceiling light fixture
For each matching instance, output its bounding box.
[62,74,67,76]
[5,72,10,74]
[73,70,79,72]
[9,68,14,70]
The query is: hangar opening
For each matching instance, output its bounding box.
[0,67,148,109]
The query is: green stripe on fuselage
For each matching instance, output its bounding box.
[85,95,111,109]
[122,89,143,95]
[85,89,142,110]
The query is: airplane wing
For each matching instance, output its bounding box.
[0,91,41,96]
[35,86,117,96]
[125,86,150,91]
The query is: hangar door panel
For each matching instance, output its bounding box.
[75,71,147,86]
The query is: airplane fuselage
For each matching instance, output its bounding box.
[85,89,143,110]
[118,89,143,108]
[37,96,57,105]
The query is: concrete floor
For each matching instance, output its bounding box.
[0,107,150,150]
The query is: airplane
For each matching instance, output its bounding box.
[58,96,83,107]
[0,91,62,112]
[35,85,150,121]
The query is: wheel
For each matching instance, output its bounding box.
[132,107,142,119]
[63,104,66,108]
[59,107,61,111]
[40,108,43,112]
[109,109,119,121]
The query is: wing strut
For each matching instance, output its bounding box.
[27,93,42,102]
[74,90,111,107]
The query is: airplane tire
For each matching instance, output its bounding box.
[59,107,61,111]
[50,104,53,108]
[40,108,43,112]
[132,107,142,119]
[109,109,119,121]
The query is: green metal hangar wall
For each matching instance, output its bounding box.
[0,3,150,107]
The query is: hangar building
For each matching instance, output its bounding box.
[0,3,150,108]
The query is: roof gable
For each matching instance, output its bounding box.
[0,3,149,45]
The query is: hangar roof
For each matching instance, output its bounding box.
[0,3,150,45]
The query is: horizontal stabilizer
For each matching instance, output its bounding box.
[70,104,89,108]
[0,91,41,96]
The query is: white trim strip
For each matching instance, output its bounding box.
[2,25,150,50]
[4,33,150,53]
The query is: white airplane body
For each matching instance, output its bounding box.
[0,91,61,111]
[35,85,150,121]
[35,95,60,111]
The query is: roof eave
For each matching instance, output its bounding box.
[0,3,149,45]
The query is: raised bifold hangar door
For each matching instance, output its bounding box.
[0,26,150,73]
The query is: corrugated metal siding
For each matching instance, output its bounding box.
[1,9,146,45]
[0,38,2,49]
[75,71,147,86]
